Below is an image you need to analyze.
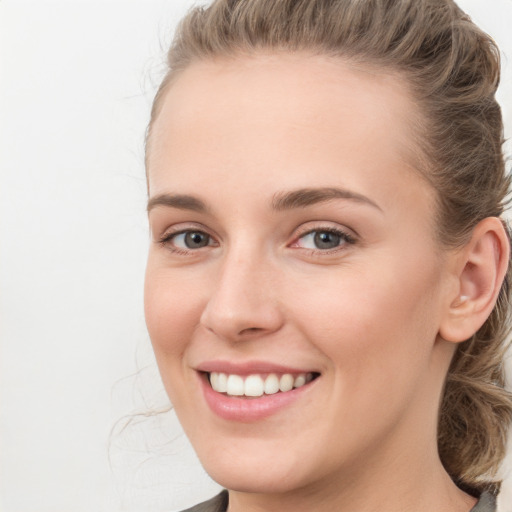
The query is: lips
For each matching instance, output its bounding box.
[196,361,320,421]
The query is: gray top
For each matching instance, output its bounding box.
[181,490,228,512]
[181,489,496,512]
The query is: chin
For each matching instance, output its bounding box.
[204,464,302,494]
[197,443,327,495]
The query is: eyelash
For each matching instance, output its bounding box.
[157,226,357,255]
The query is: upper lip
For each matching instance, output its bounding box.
[195,360,318,376]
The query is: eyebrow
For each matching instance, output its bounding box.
[147,187,382,214]
[147,193,209,213]
[271,187,382,212]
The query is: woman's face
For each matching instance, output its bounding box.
[145,54,457,494]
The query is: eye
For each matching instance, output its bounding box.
[293,228,355,251]
[160,230,214,251]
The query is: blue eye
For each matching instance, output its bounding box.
[296,229,354,250]
[164,230,213,250]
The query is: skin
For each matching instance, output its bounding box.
[143,53,502,511]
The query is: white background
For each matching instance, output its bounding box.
[1,1,512,511]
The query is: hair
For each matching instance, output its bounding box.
[146,0,512,497]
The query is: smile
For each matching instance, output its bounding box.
[209,372,316,397]
[199,365,321,421]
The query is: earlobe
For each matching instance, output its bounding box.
[439,217,510,344]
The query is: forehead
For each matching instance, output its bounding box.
[147,53,430,215]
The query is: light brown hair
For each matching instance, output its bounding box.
[146,0,512,496]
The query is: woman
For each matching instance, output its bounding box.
[143,0,512,510]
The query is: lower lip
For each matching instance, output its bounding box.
[200,373,316,422]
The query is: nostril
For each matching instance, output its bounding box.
[239,327,263,335]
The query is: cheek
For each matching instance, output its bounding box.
[144,264,210,415]
[288,255,442,386]
[144,264,202,362]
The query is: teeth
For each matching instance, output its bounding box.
[264,374,280,395]
[217,372,228,392]
[210,372,219,389]
[226,374,244,396]
[279,374,294,392]
[209,372,313,397]
[294,375,306,388]
[244,375,264,397]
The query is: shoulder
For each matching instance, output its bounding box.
[470,491,497,512]
[180,490,229,512]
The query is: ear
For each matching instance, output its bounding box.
[439,217,510,343]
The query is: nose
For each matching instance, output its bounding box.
[199,251,284,342]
